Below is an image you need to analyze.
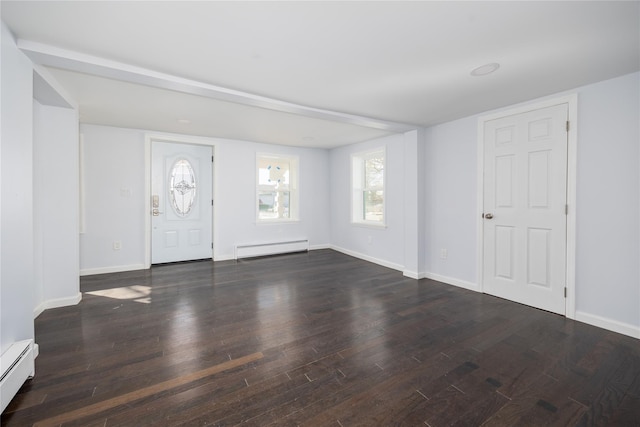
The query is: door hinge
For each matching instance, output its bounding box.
[564,287,567,298]
[565,204,568,215]
[566,121,570,132]
[211,199,214,206]
[211,243,213,249]
[211,155,214,162]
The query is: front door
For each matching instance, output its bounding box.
[482,104,568,315]
[151,141,212,264]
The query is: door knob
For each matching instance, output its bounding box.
[484,213,494,219]
[152,209,163,216]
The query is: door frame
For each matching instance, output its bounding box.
[476,94,578,319]
[144,133,216,268]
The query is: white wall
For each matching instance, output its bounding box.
[33,101,81,314]
[79,125,331,273]
[214,138,331,259]
[80,126,147,273]
[574,72,639,330]
[424,119,478,287]
[423,72,640,336]
[1,23,35,353]
[329,133,407,270]
[403,129,428,279]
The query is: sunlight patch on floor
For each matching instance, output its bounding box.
[86,285,151,303]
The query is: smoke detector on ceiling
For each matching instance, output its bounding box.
[470,63,500,76]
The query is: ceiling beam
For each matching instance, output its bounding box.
[18,39,417,134]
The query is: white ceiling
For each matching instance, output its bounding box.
[2,1,639,148]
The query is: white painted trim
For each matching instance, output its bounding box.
[255,153,300,223]
[329,245,404,272]
[476,94,578,318]
[144,134,217,267]
[80,264,146,276]
[33,293,82,318]
[350,146,387,228]
[402,270,427,280]
[565,94,578,320]
[144,136,151,268]
[309,244,331,251]
[424,272,479,292]
[575,311,640,340]
[32,64,78,109]
[33,304,45,319]
[18,39,415,133]
[475,116,486,296]
[79,133,86,234]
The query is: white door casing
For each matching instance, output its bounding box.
[151,141,212,264]
[482,103,569,315]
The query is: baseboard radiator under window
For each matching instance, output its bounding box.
[1,339,35,413]
[235,239,309,260]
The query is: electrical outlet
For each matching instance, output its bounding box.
[440,248,447,259]
[113,241,122,250]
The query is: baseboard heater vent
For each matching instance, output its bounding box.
[235,239,309,259]
[1,339,35,413]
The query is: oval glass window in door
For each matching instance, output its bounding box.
[169,159,197,216]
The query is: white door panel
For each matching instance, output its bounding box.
[151,141,212,264]
[483,104,568,315]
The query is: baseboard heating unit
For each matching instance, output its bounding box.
[1,339,35,413]
[235,239,309,259]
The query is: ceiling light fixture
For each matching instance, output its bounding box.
[470,63,500,77]
[177,118,191,124]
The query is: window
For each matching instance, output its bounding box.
[169,159,197,217]
[257,154,299,222]
[352,148,385,226]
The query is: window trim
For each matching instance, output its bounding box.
[256,153,299,224]
[351,147,386,228]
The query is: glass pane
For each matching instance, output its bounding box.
[258,191,290,220]
[258,191,277,219]
[169,159,197,217]
[258,159,290,187]
[365,156,384,188]
[364,190,384,222]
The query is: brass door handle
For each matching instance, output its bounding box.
[152,209,163,216]
[484,213,494,219]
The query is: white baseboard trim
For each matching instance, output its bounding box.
[34,343,39,359]
[80,264,146,276]
[329,245,404,272]
[423,272,480,292]
[575,310,640,340]
[34,292,82,318]
[402,270,427,279]
[310,244,331,251]
[33,303,45,319]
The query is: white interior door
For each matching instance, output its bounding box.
[151,141,212,264]
[482,104,568,315]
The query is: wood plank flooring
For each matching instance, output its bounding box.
[3,250,639,426]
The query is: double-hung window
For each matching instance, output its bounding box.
[352,148,385,226]
[257,154,299,222]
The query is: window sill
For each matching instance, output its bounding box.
[256,219,301,225]
[351,221,387,230]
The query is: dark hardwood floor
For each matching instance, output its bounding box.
[3,250,639,426]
